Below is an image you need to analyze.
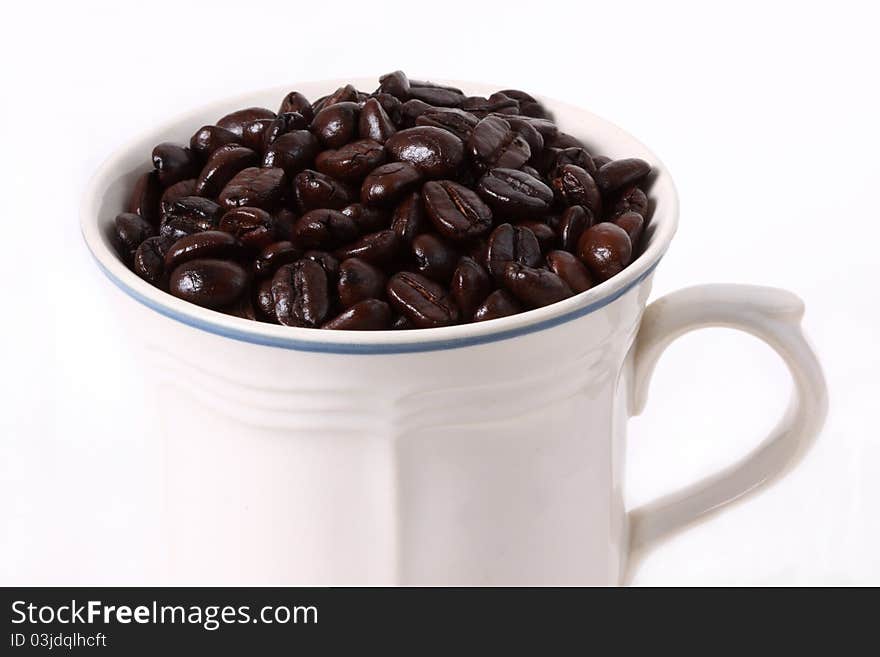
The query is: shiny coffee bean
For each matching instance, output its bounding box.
[322,299,391,330]
[469,115,531,170]
[189,125,240,159]
[516,220,556,252]
[160,196,222,238]
[399,99,433,127]
[554,147,596,175]
[422,180,493,240]
[278,91,314,122]
[407,85,464,107]
[164,230,245,271]
[557,205,594,252]
[416,108,479,142]
[486,223,542,279]
[240,119,275,152]
[613,186,649,218]
[546,250,593,293]
[253,241,303,278]
[361,162,423,207]
[311,101,360,148]
[219,207,276,250]
[291,209,358,249]
[503,262,573,308]
[316,139,386,182]
[387,272,459,328]
[337,257,386,307]
[216,107,276,138]
[451,256,491,319]
[497,89,551,119]
[462,93,519,117]
[255,278,278,322]
[195,144,260,198]
[502,116,544,158]
[160,179,197,220]
[303,250,340,283]
[341,203,388,233]
[128,170,161,224]
[577,223,633,281]
[359,98,397,143]
[613,210,645,246]
[473,289,522,322]
[412,234,458,283]
[476,168,553,217]
[324,84,359,106]
[372,93,403,124]
[294,169,353,212]
[262,130,320,176]
[169,259,248,309]
[271,260,330,327]
[595,158,651,192]
[152,143,199,188]
[218,167,287,210]
[114,212,155,263]
[378,70,410,98]
[334,229,399,267]
[133,236,175,285]
[390,192,425,244]
[385,126,464,179]
[550,164,602,215]
[263,112,310,148]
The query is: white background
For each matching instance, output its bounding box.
[2,0,878,586]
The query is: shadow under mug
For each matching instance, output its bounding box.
[81,79,828,585]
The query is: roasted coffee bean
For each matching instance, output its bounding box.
[372,92,403,125]
[361,162,422,207]
[164,230,245,271]
[451,256,491,319]
[133,235,175,285]
[461,93,519,117]
[160,179,197,220]
[322,299,391,330]
[278,91,314,122]
[303,250,341,283]
[550,164,602,214]
[169,258,248,309]
[152,143,199,188]
[219,207,276,249]
[294,169,353,212]
[311,101,360,148]
[240,119,276,152]
[341,203,388,233]
[334,229,399,266]
[324,84,360,107]
[408,85,464,107]
[385,126,464,179]
[160,196,222,238]
[222,291,258,320]
[218,167,287,210]
[520,164,542,179]
[473,289,522,322]
[195,144,260,198]
[262,130,320,176]
[577,223,632,281]
[595,158,651,192]
[476,168,553,217]
[613,210,645,246]
[378,70,410,99]
[495,114,557,140]
[546,250,593,293]
[612,186,649,218]
[390,192,425,244]
[502,116,544,158]
[497,89,551,119]
[316,139,386,182]
[469,115,531,170]
[114,212,155,262]
[486,223,542,279]
[553,147,595,175]
[399,99,433,127]
[189,125,240,159]
[416,108,479,142]
[291,209,358,249]
[128,170,161,224]
[516,220,556,252]
[391,314,413,330]
[253,241,303,278]
[254,278,278,322]
[263,112,310,148]
[273,208,298,241]
[592,155,611,168]
[412,234,458,283]
[503,262,573,308]
[547,132,587,149]
[217,107,276,138]
[359,98,397,143]
[387,272,459,328]
[557,205,594,252]
[271,260,330,327]
[422,180,493,240]
[337,257,386,307]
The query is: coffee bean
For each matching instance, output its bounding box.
[390,192,425,244]
[195,144,260,198]
[497,89,551,119]
[371,92,403,125]
[324,84,360,106]
[416,108,479,142]
[553,147,595,175]
[359,98,397,143]
[412,234,458,283]
[547,132,587,149]
[338,257,386,307]
[114,212,156,263]
[341,203,388,234]
[218,167,287,211]
[595,158,651,192]
[255,278,278,322]
[190,125,240,159]
[133,236,175,285]
[612,186,649,218]
[502,262,573,308]
[294,169,353,212]
[253,241,303,278]
[262,130,320,176]
[303,250,341,283]
[219,207,276,249]
[159,179,197,220]
[557,205,594,252]
[361,162,422,207]
[577,223,632,281]
[546,250,593,293]
[291,209,358,249]
[387,272,459,328]
[451,256,491,319]
[399,99,433,127]
[240,119,276,153]
[422,180,493,240]
[378,70,410,98]
[516,220,556,252]
[152,143,199,188]
[217,107,276,137]
[502,116,544,158]
[408,84,464,107]
[311,101,360,148]
[550,164,602,214]
[385,126,464,179]
[476,168,553,217]
[486,223,542,279]
[278,91,314,122]
[271,259,330,327]
[127,170,161,225]
[322,299,391,330]
[316,139,386,182]
[469,115,531,170]
[462,93,519,117]
[473,289,522,322]
[613,210,645,246]
[261,112,310,149]
[160,196,223,238]
[592,155,611,168]
[169,258,248,309]
[334,229,399,266]
[272,208,298,241]
[164,230,245,271]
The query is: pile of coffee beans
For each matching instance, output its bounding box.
[115,71,652,330]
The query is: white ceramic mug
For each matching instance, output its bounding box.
[81,80,828,586]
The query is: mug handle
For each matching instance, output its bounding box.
[625,284,828,579]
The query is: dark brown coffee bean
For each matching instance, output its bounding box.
[399,99,433,127]
[412,234,458,283]
[519,164,542,179]
[294,169,353,212]
[469,115,531,170]
[217,107,276,138]
[127,170,161,225]
[273,208,298,241]
[189,125,240,160]
[322,299,391,330]
[262,130,320,176]
[262,112,310,148]
[219,207,276,250]
[195,144,260,198]
[502,116,544,158]
[378,70,410,98]
[546,250,593,293]
[497,89,551,119]
[416,108,479,142]
[551,164,602,214]
[334,229,399,266]
[164,230,245,272]
[592,155,611,168]
[390,192,425,244]
[303,250,341,283]
[408,85,464,107]
[595,158,651,192]
[451,256,491,319]
[160,196,223,238]
[486,223,542,279]
[341,203,388,233]
[547,132,587,149]
[169,259,248,309]
[422,180,493,240]
[114,212,156,263]
[613,210,645,247]
[516,220,556,252]
[133,236,175,285]
[254,241,303,278]
[324,84,359,106]
[159,179,197,220]
[291,209,358,250]
[387,272,459,328]
[462,93,519,117]
[359,98,397,143]
[218,167,287,211]
[613,186,649,218]
[271,260,330,327]
[371,92,403,124]
[473,289,522,322]
[278,91,314,122]
[361,162,423,207]
[255,278,278,322]
[577,223,633,281]
[315,139,386,182]
[503,262,573,308]
[311,101,360,148]
[557,205,594,252]
[240,119,275,153]
[151,143,199,188]
[476,168,553,217]
[553,147,595,175]
[385,126,464,178]
[337,257,387,307]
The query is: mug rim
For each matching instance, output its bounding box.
[80,78,679,354]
